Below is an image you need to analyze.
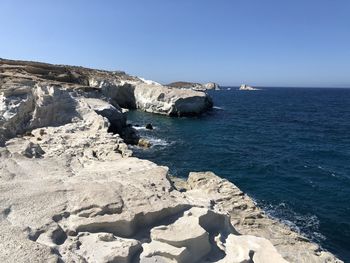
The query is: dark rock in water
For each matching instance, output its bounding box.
[120,126,140,145]
[145,123,153,130]
[138,138,152,148]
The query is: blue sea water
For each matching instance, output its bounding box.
[127,87,350,261]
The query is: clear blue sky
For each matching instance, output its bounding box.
[1,0,349,87]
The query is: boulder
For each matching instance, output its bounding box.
[72,233,141,263]
[145,123,153,130]
[219,234,288,263]
[138,138,152,148]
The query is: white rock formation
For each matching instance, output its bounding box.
[220,234,287,263]
[0,101,289,263]
[0,58,213,121]
[0,80,79,146]
[203,82,220,90]
[71,233,141,263]
[239,84,260,90]
[134,84,213,116]
[88,80,213,116]
[85,97,126,134]
[0,58,342,263]
[178,172,342,263]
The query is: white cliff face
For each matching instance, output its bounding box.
[0,59,342,263]
[89,79,213,116]
[134,84,213,116]
[0,80,80,146]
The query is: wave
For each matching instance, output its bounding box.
[144,136,169,146]
[133,126,147,131]
[133,125,157,131]
[262,202,326,243]
[213,106,224,110]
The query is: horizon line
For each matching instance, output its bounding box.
[1,56,349,89]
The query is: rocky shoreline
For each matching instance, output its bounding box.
[0,59,342,262]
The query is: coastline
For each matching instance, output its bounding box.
[0,59,343,262]
[170,174,341,262]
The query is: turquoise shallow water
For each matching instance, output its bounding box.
[127,87,350,261]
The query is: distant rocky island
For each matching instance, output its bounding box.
[0,58,342,263]
[239,84,260,90]
[167,81,220,91]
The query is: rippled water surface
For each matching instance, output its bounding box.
[127,87,350,261]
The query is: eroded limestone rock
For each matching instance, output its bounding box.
[85,97,126,134]
[133,84,213,116]
[219,234,288,263]
[0,58,342,263]
[141,207,287,263]
[71,233,141,263]
[178,172,342,263]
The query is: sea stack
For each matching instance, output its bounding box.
[239,84,259,90]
